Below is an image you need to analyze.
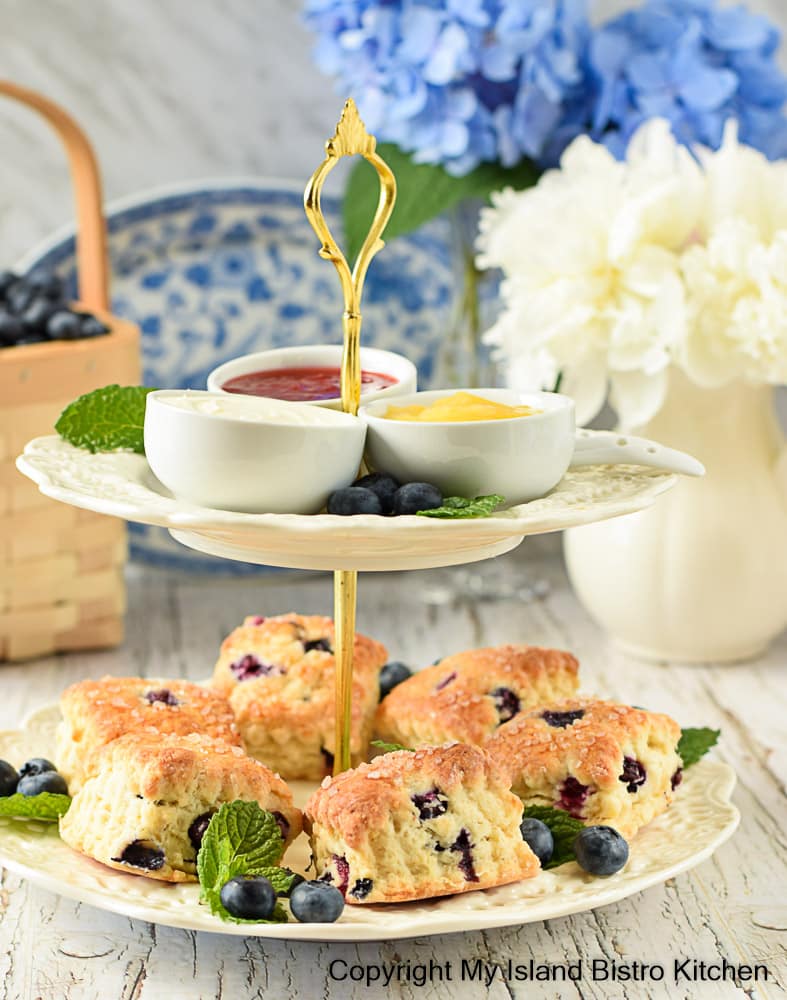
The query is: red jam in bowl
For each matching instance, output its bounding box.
[221,366,398,402]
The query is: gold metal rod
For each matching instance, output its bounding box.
[332,568,357,774]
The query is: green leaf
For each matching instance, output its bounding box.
[523,805,585,869]
[416,494,505,519]
[343,143,538,261]
[197,801,289,923]
[678,728,720,768]
[0,792,71,823]
[55,384,157,454]
[370,739,411,753]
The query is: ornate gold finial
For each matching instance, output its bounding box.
[325,98,376,159]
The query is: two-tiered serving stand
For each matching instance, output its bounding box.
[10,102,739,940]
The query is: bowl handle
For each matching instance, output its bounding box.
[570,430,705,477]
[0,79,108,311]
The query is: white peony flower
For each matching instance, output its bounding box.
[477,117,787,428]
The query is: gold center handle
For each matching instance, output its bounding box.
[303,100,396,776]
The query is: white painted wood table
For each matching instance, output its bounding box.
[0,537,785,1000]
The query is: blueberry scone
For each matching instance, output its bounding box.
[56,676,241,791]
[59,733,301,883]
[304,742,539,904]
[485,698,683,839]
[212,613,388,780]
[374,645,579,749]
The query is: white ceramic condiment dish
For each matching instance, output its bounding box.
[361,388,704,504]
[206,345,417,408]
[144,390,366,514]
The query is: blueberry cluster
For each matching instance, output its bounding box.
[0,757,68,797]
[519,818,629,876]
[220,873,344,923]
[327,473,442,517]
[0,270,109,348]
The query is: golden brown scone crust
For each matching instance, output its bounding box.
[485,698,682,839]
[213,614,387,780]
[305,743,539,904]
[375,645,579,748]
[56,676,241,790]
[60,732,301,883]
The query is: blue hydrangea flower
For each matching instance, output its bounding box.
[576,0,787,160]
[303,0,590,175]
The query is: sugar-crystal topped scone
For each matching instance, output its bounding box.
[59,732,301,883]
[213,613,388,780]
[56,676,241,791]
[304,742,539,904]
[484,698,682,839]
[374,644,579,748]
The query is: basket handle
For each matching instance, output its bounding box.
[0,79,109,311]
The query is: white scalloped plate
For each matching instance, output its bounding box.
[0,706,738,941]
[17,436,678,571]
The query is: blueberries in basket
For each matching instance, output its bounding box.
[17,770,68,796]
[573,826,629,876]
[392,482,443,515]
[26,270,65,300]
[289,879,345,923]
[77,313,109,338]
[220,874,277,920]
[519,818,554,867]
[0,313,24,345]
[0,270,18,298]
[352,472,400,514]
[18,758,57,778]
[327,486,382,516]
[0,760,19,797]
[6,281,36,316]
[0,269,108,348]
[21,298,59,333]
[46,309,83,340]
[379,660,412,699]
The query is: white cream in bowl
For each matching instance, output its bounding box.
[144,390,366,514]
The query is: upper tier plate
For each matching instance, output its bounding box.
[0,705,739,942]
[17,435,676,572]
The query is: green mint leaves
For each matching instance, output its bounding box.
[678,727,720,768]
[522,805,585,869]
[196,801,294,924]
[416,494,505,519]
[0,792,71,823]
[370,739,411,753]
[56,384,156,454]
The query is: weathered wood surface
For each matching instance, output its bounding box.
[0,537,784,1000]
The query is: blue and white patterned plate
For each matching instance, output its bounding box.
[20,180,455,574]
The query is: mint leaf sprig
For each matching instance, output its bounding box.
[370,739,412,753]
[197,801,297,924]
[56,384,156,454]
[0,792,71,823]
[678,727,720,768]
[522,806,584,869]
[416,494,505,519]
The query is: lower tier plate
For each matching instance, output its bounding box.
[17,436,677,571]
[0,705,739,942]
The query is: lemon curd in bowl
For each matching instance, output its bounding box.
[383,391,540,423]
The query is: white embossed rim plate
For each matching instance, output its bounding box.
[17,436,678,571]
[0,706,738,942]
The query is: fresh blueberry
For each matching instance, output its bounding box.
[520,818,554,866]
[112,841,165,870]
[348,877,373,900]
[289,880,345,923]
[542,709,585,728]
[145,688,179,706]
[0,761,19,797]
[491,686,520,724]
[6,282,36,315]
[76,313,109,338]
[18,758,57,778]
[220,875,276,920]
[12,333,48,345]
[21,298,58,334]
[26,271,65,300]
[379,661,412,699]
[618,756,647,793]
[392,482,443,515]
[0,313,24,345]
[327,486,383,516]
[573,826,629,876]
[0,270,18,299]
[46,309,83,341]
[188,812,214,851]
[17,771,68,796]
[352,472,400,514]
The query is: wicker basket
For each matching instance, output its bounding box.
[0,80,139,661]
